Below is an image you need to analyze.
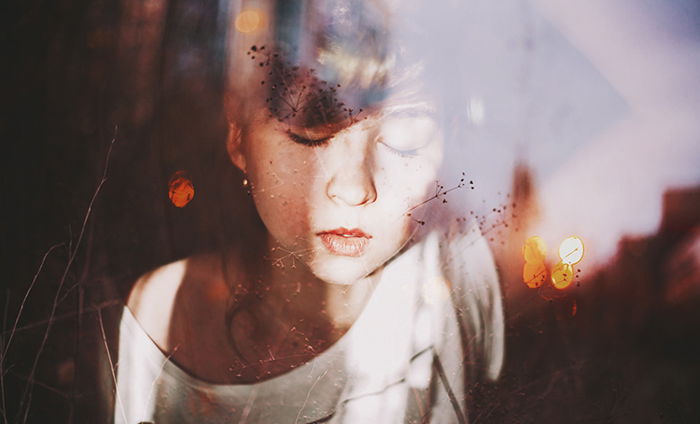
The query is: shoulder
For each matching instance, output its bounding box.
[423,224,504,381]
[444,224,504,381]
[125,259,189,347]
[125,253,233,349]
[127,260,188,310]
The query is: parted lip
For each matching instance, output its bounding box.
[316,227,373,238]
[317,228,372,257]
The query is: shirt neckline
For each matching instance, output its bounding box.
[120,268,388,393]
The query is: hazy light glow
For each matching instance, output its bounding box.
[467,96,485,126]
[523,236,547,263]
[559,236,584,265]
[551,262,574,290]
[422,276,449,306]
[235,10,263,33]
[522,236,583,289]
[522,236,548,288]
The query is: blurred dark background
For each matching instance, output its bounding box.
[5,0,238,422]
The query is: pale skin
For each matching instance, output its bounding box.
[127,99,443,384]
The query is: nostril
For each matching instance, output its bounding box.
[326,172,377,206]
[324,129,378,206]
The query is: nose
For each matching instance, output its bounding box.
[325,132,378,207]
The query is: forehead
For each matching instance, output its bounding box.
[250,49,429,130]
[228,0,445,129]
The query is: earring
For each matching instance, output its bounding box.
[242,176,251,195]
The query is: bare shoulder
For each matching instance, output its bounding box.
[125,253,231,349]
[126,259,189,345]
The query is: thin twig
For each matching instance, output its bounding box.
[98,308,127,424]
[9,370,69,399]
[432,349,467,424]
[17,126,117,423]
[407,177,466,215]
[1,289,10,424]
[0,300,121,337]
[143,344,179,417]
[1,244,64,422]
[1,243,64,363]
[295,369,328,424]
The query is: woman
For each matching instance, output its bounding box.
[115,1,503,422]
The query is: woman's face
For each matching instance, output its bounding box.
[231,102,443,285]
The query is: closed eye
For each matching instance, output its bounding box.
[287,130,331,147]
[378,137,420,158]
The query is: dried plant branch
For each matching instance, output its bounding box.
[0,300,121,338]
[1,243,64,363]
[97,307,126,424]
[15,126,118,424]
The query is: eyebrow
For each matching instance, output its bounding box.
[264,56,433,134]
[285,101,435,141]
[266,81,345,128]
[377,102,435,120]
[264,57,394,129]
[264,51,435,128]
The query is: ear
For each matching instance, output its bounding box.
[226,121,247,173]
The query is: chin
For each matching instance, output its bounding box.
[311,256,382,285]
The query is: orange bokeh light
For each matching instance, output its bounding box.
[522,235,584,290]
[168,171,195,208]
[523,262,548,288]
[551,262,574,289]
[523,236,547,263]
[235,10,263,33]
[522,236,548,288]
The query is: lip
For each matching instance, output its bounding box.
[317,227,372,257]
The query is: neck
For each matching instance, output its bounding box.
[220,234,382,372]
[259,233,380,331]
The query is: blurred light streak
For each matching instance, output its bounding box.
[466,96,485,126]
[422,277,449,306]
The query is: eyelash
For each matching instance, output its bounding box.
[287,131,420,158]
[287,131,331,147]
[378,137,419,158]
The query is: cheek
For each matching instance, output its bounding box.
[248,137,318,247]
[374,150,441,219]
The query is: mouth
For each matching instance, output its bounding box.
[317,227,372,257]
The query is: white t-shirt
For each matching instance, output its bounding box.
[114,229,502,423]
